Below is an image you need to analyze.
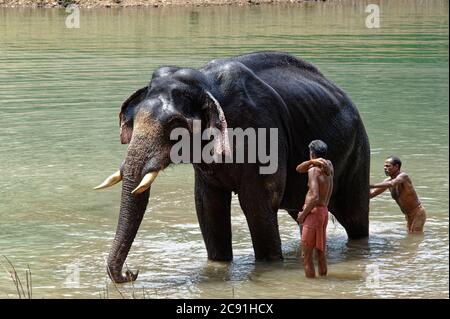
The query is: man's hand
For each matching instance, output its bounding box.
[296,158,332,175]
[315,158,331,176]
[297,211,306,224]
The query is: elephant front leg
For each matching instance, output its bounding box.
[195,173,232,261]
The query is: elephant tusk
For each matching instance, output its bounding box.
[131,171,159,196]
[94,170,122,190]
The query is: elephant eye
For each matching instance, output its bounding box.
[181,91,193,100]
[167,115,187,128]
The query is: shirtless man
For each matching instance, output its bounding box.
[296,140,334,278]
[370,156,426,234]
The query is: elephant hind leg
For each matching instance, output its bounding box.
[331,181,369,240]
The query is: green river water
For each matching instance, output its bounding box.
[0,0,448,298]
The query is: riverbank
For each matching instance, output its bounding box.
[0,0,320,8]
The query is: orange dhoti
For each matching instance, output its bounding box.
[301,205,328,251]
[405,203,427,233]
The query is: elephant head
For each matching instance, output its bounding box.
[94,67,230,283]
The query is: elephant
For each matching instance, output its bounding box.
[95,51,370,283]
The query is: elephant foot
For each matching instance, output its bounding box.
[209,258,233,263]
[255,254,283,262]
[208,254,233,262]
[346,225,369,240]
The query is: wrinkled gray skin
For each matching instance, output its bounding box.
[105,51,370,283]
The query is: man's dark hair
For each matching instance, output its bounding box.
[387,155,402,169]
[309,140,328,158]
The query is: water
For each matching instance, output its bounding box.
[0,0,448,298]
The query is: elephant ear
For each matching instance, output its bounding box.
[202,91,231,157]
[119,87,148,144]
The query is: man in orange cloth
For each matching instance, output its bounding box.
[296,140,334,278]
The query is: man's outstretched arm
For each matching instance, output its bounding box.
[370,186,387,198]
[370,174,408,189]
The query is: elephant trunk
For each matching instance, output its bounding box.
[106,120,166,283]
[106,160,151,283]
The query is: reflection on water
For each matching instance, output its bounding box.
[0,0,448,298]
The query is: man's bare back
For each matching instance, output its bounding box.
[296,158,334,225]
[305,162,334,208]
